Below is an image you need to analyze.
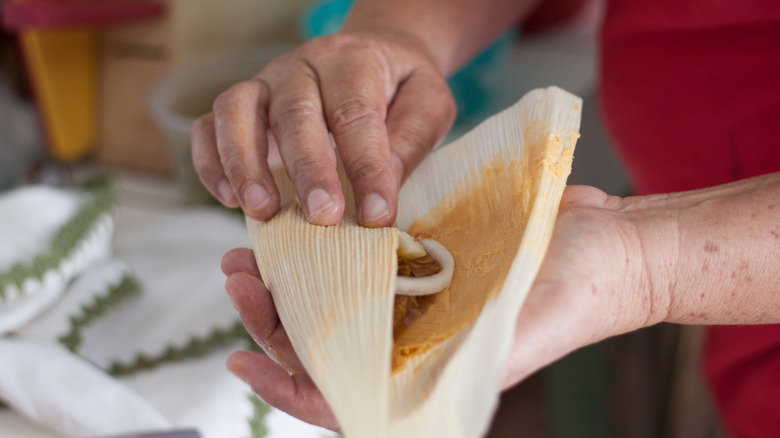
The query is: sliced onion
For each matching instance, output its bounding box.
[395,238,454,296]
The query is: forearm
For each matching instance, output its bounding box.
[343,0,540,75]
[626,172,780,326]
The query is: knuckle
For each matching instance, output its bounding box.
[285,154,325,180]
[345,155,386,184]
[270,96,320,128]
[191,148,213,175]
[262,53,292,75]
[393,121,434,153]
[440,89,457,124]
[190,114,214,140]
[218,147,246,181]
[310,33,368,54]
[213,80,259,114]
[230,80,257,94]
[421,81,457,143]
[314,35,389,75]
[191,157,210,179]
[192,113,212,130]
[212,89,236,115]
[429,79,457,126]
[190,119,216,170]
[328,98,379,133]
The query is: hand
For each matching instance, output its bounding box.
[222,185,662,430]
[222,171,780,428]
[192,30,456,227]
[222,248,340,431]
[501,185,667,387]
[502,171,780,386]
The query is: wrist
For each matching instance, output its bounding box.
[617,174,780,327]
[341,16,453,76]
[616,194,681,328]
[342,0,523,76]
[339,23,447,76]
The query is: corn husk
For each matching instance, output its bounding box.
[246,86,582,437]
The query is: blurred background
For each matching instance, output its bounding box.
[0,0,726,437]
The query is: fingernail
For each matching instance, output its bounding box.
[306,188,335,218]
[227,357,247,381]
[217,178,235,202]
[245,184,272,211]
[361,193,390,226]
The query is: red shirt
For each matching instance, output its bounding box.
[599,0,780,436]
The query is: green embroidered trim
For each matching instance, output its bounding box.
[58,274,142,352]
[57,274,259,377]
[0,178,118,301]
[58,277,270,435]
[15,178,271,431]
[248,395,272,438]
[106,319,255,377]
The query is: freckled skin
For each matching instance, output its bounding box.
[654,174,780,325]
[704,240,720,253]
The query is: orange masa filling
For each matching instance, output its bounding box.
[390,156,532,373]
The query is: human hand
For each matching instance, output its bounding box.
[222,248,340,431]
[223,173,780,427]
[502,171,780,387]
[221,185,677,430]
[500,185,672,387]
[192,30,456,227]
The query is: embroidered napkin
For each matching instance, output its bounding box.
[0,183,337,438]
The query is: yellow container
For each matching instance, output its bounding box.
[20,27,98,163]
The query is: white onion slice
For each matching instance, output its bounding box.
[397,231,426,258]
[395,238,454,296]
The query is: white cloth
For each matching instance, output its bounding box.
[0,185,336,438]
[0,339,169,437]
[0,186,113,334]
[0,186,84,270]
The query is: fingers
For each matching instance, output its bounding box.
[265,58,345,226]
[227,350,339,431]
[191,113,240,208]
[223,247,338,430]
[212,79,281,220]
[318,50,398,227]
[386,69,457,184]
[221,248,263,281]
[225,270,305,374]
[198,34,453,228]
[221,247,260,278]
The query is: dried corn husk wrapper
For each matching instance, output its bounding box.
[246,86,582,437]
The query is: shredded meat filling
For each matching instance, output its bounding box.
[393,252,443,340]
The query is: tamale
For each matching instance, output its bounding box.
[246,86,582,437]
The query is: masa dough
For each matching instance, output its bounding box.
[390,127,572,373]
